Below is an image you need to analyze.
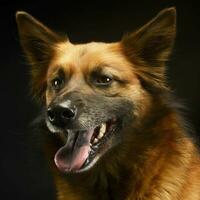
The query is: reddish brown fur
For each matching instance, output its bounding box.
[16,7,200,200]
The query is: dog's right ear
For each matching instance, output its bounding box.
[16,11,67,100]
[16,11,65,66]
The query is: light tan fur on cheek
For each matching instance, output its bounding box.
[124,83,152,120]
[46,90,52,106]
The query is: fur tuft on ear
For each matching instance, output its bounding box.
[16,11,67,100]
[121,8,176,93]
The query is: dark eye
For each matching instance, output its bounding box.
[94,75,113,86]
[51,77,64,90]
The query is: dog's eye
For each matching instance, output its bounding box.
[51,77,64,90]
[94,75,113,86]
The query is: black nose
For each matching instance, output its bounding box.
[47,103,77,127]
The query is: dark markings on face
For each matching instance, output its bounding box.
[48,91,134,130]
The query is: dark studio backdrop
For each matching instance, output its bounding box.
[0,1,199,200]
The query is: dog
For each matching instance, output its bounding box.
[16,7,200,200]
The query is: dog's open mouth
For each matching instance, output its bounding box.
[54,118,118,173]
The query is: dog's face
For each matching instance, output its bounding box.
[45,42,147,172]
[16,8,176,173]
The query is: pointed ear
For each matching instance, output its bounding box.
[121,7,176,67]
[16,11,65,65]
[16,11,67,100]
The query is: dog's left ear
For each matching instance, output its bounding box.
[121,7,176,67]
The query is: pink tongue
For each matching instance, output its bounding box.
[54,130,94,172]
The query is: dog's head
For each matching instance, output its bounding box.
[16,8,176,173]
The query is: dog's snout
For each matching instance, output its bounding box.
[47,101,77,127]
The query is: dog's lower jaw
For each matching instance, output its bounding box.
[44,126,132,199]
[46,116,123,174]
[52,146,133,200]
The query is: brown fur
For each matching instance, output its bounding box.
[16,7,200,200]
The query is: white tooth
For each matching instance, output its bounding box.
[93,138,99,144]
[98,123,106,139]
[85,159,89,165]
[98,131,104,139]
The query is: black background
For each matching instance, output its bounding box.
[0,1,200,200]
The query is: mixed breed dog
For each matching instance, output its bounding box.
[16,7,200,200]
